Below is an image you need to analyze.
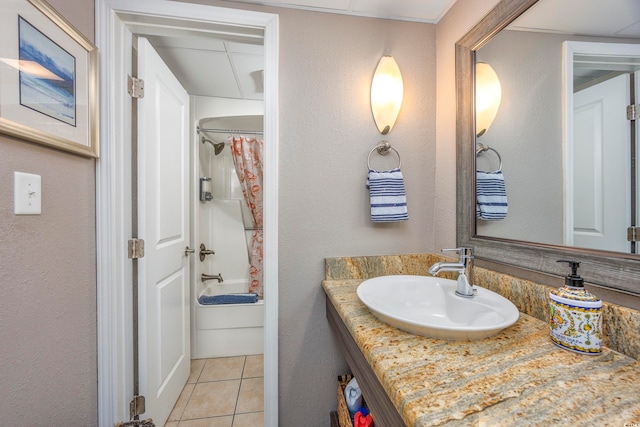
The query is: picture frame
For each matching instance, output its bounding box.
[0,0,99,158]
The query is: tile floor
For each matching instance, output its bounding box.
[164,355,264,427]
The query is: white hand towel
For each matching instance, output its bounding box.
[366,168,409,222]
[476,170,508,220]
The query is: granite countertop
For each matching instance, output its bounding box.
[323,279,640,427]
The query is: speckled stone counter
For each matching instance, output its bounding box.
[326,254,640,360]
[323,255,640,426]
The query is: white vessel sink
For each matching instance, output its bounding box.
[356,275,519,340]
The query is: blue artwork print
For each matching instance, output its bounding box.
[18,16,76,126]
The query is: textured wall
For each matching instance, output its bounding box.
[0,1,97,425]
[276,10,436,425]
[0,0,510,424]
[184,0,509,423]
[434,0,500,251]
[476,30,565,243]
[188,1,437,422]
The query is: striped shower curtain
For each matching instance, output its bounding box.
[230,136,264,297]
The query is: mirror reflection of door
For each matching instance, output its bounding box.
[567,44,640,253]
[572,73,630,252]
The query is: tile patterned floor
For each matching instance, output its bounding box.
[164,355,264,427]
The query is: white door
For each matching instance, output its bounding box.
[137,37,191,426]
[572,73,630,252]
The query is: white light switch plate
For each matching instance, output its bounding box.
[14,172,41,215]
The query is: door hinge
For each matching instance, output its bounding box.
[128,75,145,98]
[129,395,146,418]
[627,227,640,242]
[627,104,639,121]
[128,238,145,259]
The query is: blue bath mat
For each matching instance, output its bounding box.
[198,293,259,305]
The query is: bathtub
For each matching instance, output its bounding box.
[193,279,264,359]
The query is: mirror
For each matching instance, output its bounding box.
[474,0,640,253]
[456,0,640,297]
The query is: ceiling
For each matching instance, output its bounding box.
[140,0,457,100]
[142,0,640,100]
[508,0,640,38]
[505,0,640,89]
[146,33,265,100]
[226,0,457,23]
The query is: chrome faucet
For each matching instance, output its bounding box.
[201,273,224,283]
[428,247,475,298]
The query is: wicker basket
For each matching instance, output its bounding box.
[337,374,355,427]
[338,374,372,427]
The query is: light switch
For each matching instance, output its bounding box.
[14,172,41,215]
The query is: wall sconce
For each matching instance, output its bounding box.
[371,56,404,135]
[475,62,502,137]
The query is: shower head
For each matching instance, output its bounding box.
[212,142,225,155]
[201,136,225,155]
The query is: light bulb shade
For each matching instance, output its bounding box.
[371,56,403,135]
[475,62,502,137]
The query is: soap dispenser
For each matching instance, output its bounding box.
[549,260,602,355]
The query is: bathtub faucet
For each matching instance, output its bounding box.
[201,273,224,283]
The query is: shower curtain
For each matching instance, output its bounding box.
[231,136,264,297]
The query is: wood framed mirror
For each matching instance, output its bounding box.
[455,0,640,305]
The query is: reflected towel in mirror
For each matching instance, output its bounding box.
[476,170,508,220]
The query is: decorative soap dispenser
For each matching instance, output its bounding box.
[549,260,602,355]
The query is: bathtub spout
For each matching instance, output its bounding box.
[202,273,224,283]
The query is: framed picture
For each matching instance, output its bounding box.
[0,0,98,158]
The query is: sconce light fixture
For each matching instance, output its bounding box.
[371,55,404,135]
[475,62,502,137]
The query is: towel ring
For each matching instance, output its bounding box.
[367,141,401,170]
[476,143,502,172]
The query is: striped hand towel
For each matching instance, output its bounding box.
[476,170,508,220]
[366,168,409,222]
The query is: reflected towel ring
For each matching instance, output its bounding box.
[367,141,401,170]
[476,143,502,172]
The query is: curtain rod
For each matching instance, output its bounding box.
[197,126,263,135]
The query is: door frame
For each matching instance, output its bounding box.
[95,1,279,425]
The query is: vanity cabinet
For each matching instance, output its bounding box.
[329,411,340,427]
[324,278,640,426]
[326,296,407,426]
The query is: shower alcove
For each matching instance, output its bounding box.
[192,114,264,359]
